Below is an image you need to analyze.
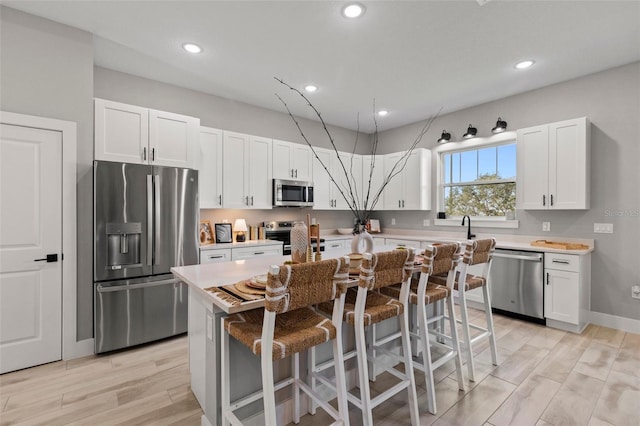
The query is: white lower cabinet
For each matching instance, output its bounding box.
[200,248,232,264]
[231,245,282,260]
[200,243,283,263]
[544,252,590,333]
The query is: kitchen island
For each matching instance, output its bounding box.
[173,235,594,425]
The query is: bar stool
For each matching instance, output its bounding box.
[313,249,420,426]
[429,238,498,381]
[220,257,351,426]
[379,242,465,414]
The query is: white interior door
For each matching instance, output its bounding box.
[0,124,62,374]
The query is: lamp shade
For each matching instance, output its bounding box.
[234,218,248,233]
[492,117,508,133]
[437,130,451,144]
[463,124,477,139]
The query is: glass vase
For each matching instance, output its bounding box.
[290,221,308,263]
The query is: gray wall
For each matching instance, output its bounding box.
[375,62,640,321]
[0,6,95,340]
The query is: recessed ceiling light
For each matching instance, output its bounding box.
[182,43,202,54]
[342,3,365,18]
[378,110,388,117]
[515,60,535,70]
[304,85,318,93]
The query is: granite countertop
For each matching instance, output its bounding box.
[321,230,594,255]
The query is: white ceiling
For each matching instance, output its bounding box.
[4,1,639,132]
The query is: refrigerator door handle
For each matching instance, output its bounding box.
[146,174,153,266]
[96,278,179,293]
[154,174,161,266]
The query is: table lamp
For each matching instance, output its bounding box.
[234,218,248,242]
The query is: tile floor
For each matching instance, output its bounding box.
[0,308,638,426]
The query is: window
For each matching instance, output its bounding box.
[441,143,516,218]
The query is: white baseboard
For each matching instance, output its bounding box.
[589,311,640,334]
[200,414,212,426]
[63,338,94,360]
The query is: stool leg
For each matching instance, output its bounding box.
[261,315,277,425]
[447,294,465,390]
[458,292,476,382]
[333,330,350,426]
[417,300,437,414]
[482,285,499,366]
[221,322,231,426]
[293,352,300,424]
[355,320,374,425]
[308,347,317,415]
[401,305,420,425]
[367,326,377,381]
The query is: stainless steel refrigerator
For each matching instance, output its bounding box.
[93,161,198,353]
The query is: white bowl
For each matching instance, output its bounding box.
[337,228,353,235]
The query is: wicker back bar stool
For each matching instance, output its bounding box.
[313,249,420,425]
[379,242,465,414]
[220,256,351,426]
[429,238,498,381]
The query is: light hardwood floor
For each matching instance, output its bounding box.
[1,308,638,426]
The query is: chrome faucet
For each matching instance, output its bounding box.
[461,215,475,240]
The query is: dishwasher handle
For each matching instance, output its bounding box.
[493,252,543,262]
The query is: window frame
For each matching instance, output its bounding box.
[433,132,519,229]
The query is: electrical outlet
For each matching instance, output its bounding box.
[391,218,396,225]
[423,219,430,227]
[632,285,640,300]
[594,223,614,233]
[542,222,551,232]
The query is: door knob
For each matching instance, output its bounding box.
[34,254,58,263]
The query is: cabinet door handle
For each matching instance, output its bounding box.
[208,255,224,259]
[151,148,155,162]
[550,194,554,206]
[291,168,294,177]
[245,196,249,205]
[295,169,298,178]
[542,194,546,206]
[219,195,222,205]
[546,272,550,285]
[551,258,570,264]
[142,147,147,161]
[254,251,264,255]
[402,200,405,208]
[251,196,254,206]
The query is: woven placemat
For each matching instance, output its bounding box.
[234,281,266,296]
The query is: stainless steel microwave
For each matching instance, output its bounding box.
[272,179,314,207]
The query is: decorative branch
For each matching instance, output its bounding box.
[275,77,440,230]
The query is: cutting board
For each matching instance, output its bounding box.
[531,240,589,250]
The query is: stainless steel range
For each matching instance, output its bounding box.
[263,221,324,255]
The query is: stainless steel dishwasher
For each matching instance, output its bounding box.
[489,248,545,324]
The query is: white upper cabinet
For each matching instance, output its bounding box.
[382,148,431,210]
[517,117,590,210]
[312,148,361,211]
[272,140,313,181]
[312,148,333,209]
[361,155,385,211]
[148,109,199,168]
[198,127,223,209]
[94,98,199,168]
[222,131,272,209]
[95,99,148,164]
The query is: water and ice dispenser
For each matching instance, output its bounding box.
[106,222,142,269]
